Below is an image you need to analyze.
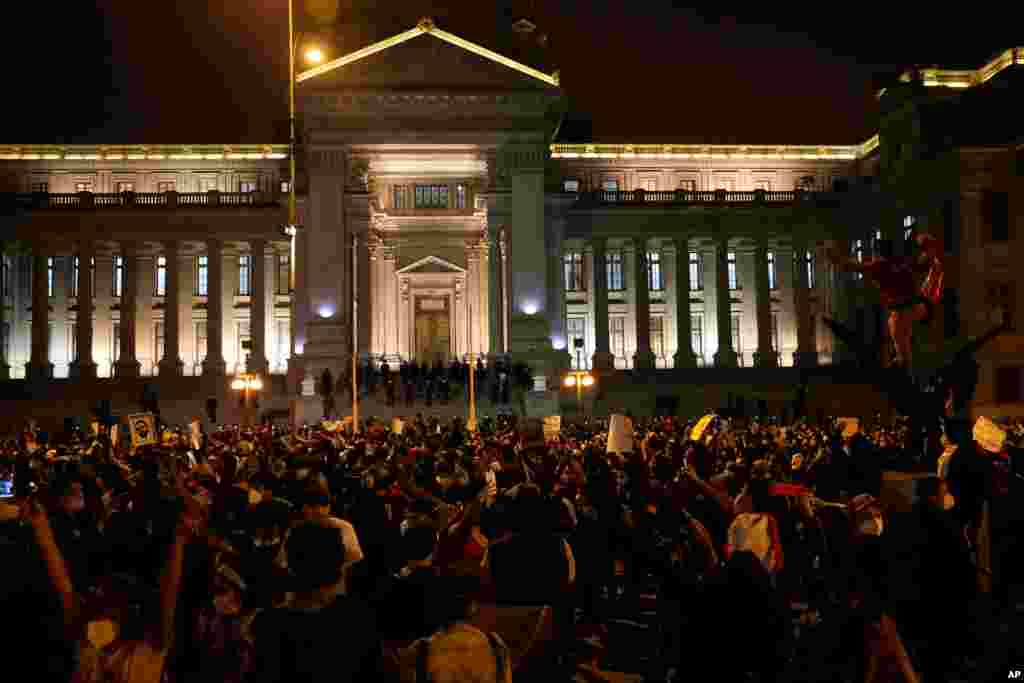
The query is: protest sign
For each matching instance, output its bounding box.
[543,415,561,441]
[190,419,202,451]
[838,418,860,439]
[973,416,1006,453]
[129,413,158,448]
[690,414,714,442]
[607,414,634,454]
[392,417,404,435]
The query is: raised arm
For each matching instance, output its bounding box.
[24,497,83,636]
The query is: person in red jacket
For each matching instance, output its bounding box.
[828,232,943,370]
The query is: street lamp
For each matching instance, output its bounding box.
[563,370,595,416]
[231,373,263,426]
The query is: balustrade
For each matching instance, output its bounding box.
[3,191,280,209]
[579,189,806,205]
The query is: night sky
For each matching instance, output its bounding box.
[4,1,1018,145]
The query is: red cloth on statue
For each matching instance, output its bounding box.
[861,258,919,307]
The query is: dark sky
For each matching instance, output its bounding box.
[4,1,1018,145]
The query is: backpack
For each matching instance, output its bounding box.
[724,512,784,575]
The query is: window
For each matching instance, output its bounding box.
[610,317,626,359]
[71,256,94,299]
[644,178,658,192]
[852,240,865,280]
[280,180,290,194]
[239,181,257,193]
[66,323,76,363]
[31,182,48,193]
[753,180,771,191]
[650,316,665,357]
[601,179,619,192]
[276,253,291,294]
[985,281,1015,331]
[455,184,467,210]
[117,182,134,193]
[563,251,585,292]
[194,256,208,296]
[238,255,252,296]
[805,250,816,289]
[1,255,9,298]
[113,256,124,298]
[563,179,579,192]
[155,256,167,297]
[566,317,586,368]
[392,185,411,209]
[678,178,696,191]
[154,322,165,363]
[414,184,449,209]
[691,314,704,358]
[607,251,625,291]
[689,252,703,291]
[731,314,742,352]
[995,367,1022,404]
[157,181,176,193]
[647,251,663,291]
[47,257,54,298]
[770,312,780,351]
[767,251,777,290]
[112,323,120,365]
[727,252,739,290]
[74,182,93,193]
[237,322,252,364]
[2,322,10,362]
[195,322,207,365]
[982,190,1010,242]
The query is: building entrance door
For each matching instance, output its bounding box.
[415,297,450,364]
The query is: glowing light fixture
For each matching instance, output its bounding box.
[521,302,539,315]
[304,46,324,64]
[581,375,595,387]
[563,375,577,388]
[318,305,334,318]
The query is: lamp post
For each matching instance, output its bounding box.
[467,352,478,432]
[231,373,264,426]
[563,370,595,417]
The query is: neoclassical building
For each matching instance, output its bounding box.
[1,19,1021,418]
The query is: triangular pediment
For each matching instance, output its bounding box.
[297,18,559,92]
[396,255,466,275]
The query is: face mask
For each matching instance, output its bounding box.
[248,489,262,506]
[942,493,955,511]
[87,619,120,650]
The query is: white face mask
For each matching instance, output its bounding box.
[942,493,956,511]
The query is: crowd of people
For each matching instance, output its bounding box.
[1,408,1022,683]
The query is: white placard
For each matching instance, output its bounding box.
[973,416,1006,453]
[607,414,634,454]
[392,418,404,435]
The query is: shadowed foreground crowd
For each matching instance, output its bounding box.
[1,412,1022,683]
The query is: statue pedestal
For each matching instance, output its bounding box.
[302,316,349,378]
[508,313,571,391]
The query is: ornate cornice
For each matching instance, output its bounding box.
[0,144,287,161]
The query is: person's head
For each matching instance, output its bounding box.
[301,474,332,517]
[55,476,85,515]
[286,519,346,591]
[916,476,955,512]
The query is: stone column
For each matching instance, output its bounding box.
[591,237,615,370]
[94,253,114,376]
[136,253,154,375]
[248,239,269,374]
[203,240,226,376]
[159,241,184,376]
[70,240,97,379]
[672,236,697,367]
[383,246,398,358]
[0,243,8,379]
[476,242,489,356]
[356,235,371,357]
[466,244,480,354]
[221,249,237,372]
[632,236,656,369]
[27,248,52,380]
[547,218,568,353]
[753,241,777,367]
[713,236,738,367]
[116,242,141,377]
[792,237,818,367]
[488,233,502,353]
